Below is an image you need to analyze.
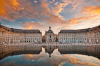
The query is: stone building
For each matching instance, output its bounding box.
[42,35,46,42]
[58,30,87,43]
[58,25,100,43]
[0,23,100,44]
[45,27,58,43]
[0,24,42,43]
[45,27,54,43]
[87,25,100,43]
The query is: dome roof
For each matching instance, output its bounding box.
[46,30,54,33]
[46,27,54,34]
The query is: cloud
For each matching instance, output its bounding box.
[20,6,98,34]
[21,21,45,29]
[0,0,23,20]
[50,0,83,16]
[0,0,100,34]
[55,14,97,29]
[21,21,48,35]
[51,2,69,16]
[81,6,100,15]
[0,0,82,23]
[19,0,84,34]
[69,18,100,29]
[34,0,37,3]
[72,0,84,9]
[69,5,100,29]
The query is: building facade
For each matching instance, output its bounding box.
[0,24,100,44]
[87,25,100,43]
[58,25,100,43]
[58,30,87,43]
[0,24,42,43]
[45,27,58,43]
[45,27,54,43]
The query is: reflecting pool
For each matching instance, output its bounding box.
[0,45,100,66]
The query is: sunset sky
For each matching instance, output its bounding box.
[0,0,100,35]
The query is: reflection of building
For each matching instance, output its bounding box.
[58,25,100,43]
[45,27,58,43]
[58,45,100,58]
[0,45,42,59]
[58,45,87,53]
[0,24,42,43]
[0,45,100,59]
[44,45,57,57]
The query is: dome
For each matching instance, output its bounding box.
[46,27,54,33]
[47,30,54,33]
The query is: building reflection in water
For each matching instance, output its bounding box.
[0,44,100,66]
[0,45,100,59]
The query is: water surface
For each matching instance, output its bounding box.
[0,45,100,66]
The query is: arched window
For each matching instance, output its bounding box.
[50,35,51,38]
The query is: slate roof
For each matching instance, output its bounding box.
[59,25,100,33]
[59,29,88,33]
[0,24,41,33]
[46,30,54,33]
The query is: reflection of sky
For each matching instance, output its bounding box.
[0,48,100,66]
[70,54,100,65]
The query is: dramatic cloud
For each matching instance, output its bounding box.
[81,6,100,14]
[0,0,100,34]
[0,0,23,20]
[21,21,48,35]
[21,21,44,29]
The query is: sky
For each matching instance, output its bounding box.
[0,0,100,35]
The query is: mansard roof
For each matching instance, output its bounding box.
[59,29,88,33]
[46,30,54,33]
[59,25,100,33]
[0,24,41,33]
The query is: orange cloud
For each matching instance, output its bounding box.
[41,0,50,11]
[21,21,47,35]
[14,0,100,34]
[27,25,33,29]
[21,21,44,29]
[55,14,97,29]
[0,0,23,20]
[81,6,100,14]
[0,0,83,28]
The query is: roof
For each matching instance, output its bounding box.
[59,25,100,33]
[45,27,54,34]
[0,24,41,33]
[46,30,54,33]
[59,29,88,33]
